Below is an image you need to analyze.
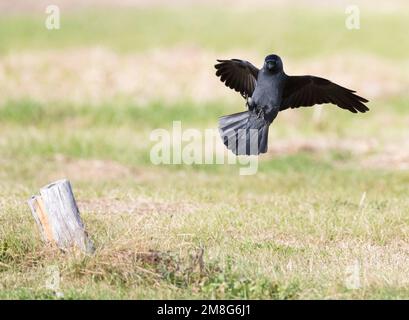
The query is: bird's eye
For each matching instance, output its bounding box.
[267,61,275,69]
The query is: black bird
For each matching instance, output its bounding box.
[215,54,369,155]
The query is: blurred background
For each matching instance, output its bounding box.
[1,0,409,168]
[1,0,409,299]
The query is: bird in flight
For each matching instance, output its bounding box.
[215,54,369,155]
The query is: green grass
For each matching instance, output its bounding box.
[1,7,409,59]
[1,158,409,299]
[0,97,404,172]
[1,96,409,299]
[0,100,233,127]
[1,4,409,299]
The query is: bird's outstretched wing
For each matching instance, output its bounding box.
[215,59,259,98]
[280,75,369,113]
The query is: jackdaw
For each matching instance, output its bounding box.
[215,54,369,155]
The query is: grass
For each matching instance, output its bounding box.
[1,4,409,299]
[1,96,409,299]
[1,7,409,59]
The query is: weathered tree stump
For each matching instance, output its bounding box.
[28,179,95,254]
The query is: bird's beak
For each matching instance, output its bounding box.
[266,60,276,70]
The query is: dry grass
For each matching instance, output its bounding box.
[1,48,408,105]
[1,4,409,299]
[2,156,409,298]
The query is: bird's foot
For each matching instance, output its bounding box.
[256,108,265,119]
[246,97,254,111]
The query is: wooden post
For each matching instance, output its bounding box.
[28,179,95,254]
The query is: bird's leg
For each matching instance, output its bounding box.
[246,97,255,111]
[256,106,265,119]
[245,97,251,110]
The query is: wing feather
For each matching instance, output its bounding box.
[280,75,369,113]
[214,59,259,98]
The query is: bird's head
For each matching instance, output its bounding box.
[264,54,283,73]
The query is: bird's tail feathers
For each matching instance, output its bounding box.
[219,111,270,155]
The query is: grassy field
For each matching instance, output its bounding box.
[1,3,409,299]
